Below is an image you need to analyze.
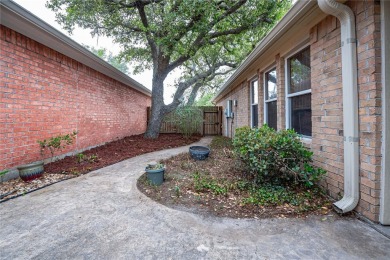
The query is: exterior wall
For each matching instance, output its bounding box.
[215,0,383,222]
[217,82,250,137]
[0,25,151,170]
[311,0,382,222]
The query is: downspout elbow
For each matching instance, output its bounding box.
[318,0,359,213]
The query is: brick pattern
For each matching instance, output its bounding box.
[0,25,151,170]
[310,14,344,201]
[311,0,382,222]
[217,81,250,137]
[353,0,382,221]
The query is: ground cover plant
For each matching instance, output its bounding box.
[138,134,332,219]
[0,134,201,202]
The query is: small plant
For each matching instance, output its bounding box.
[38,131,77,161]
[146,163,164,170]
[88,154,98,163]
[76,153,85,163]
[0,169,8,177]
[76,153,99,164]
[174,185,181,197]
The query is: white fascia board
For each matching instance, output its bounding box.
[0,0,151,97]
[213,0,317,102]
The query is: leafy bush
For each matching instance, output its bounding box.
[233,125,325,187]
[38,131,77,161]
[174,106,203,138]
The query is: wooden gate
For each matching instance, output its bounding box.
[202,106,222,135]
[147,106,222,135]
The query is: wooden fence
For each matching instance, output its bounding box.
[147,106,222,135]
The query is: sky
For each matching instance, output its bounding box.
[13,0,177,103]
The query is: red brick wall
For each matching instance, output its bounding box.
[217,81,251,137]
[311,0,382,221]
[0,25,151,170]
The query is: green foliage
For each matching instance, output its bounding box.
[76,153,85,163]
[46,0,292,134]
[83,45,129,75]
[174,106,203,138]
[242,184,323,211]
[146,163,164,170]
[38,131,77,161]
[233,125,326,187]
[76,153,98,164]
[193,172,228,196]
[193,92,214,106]
[0,170,8,177]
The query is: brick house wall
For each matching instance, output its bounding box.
[311,0,382,222]
[0,25,151,170]
[217,82,250,137]
[215,0,383,222]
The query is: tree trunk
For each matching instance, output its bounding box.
[144,76,166,139]
[145,103,164,138]
[186,82,202,106]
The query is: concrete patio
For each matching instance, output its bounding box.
[0,137,389,259]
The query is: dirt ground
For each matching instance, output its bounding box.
[1,134,201,202]
[137,137,334,219]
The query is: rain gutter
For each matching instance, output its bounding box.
[318,0,359,213]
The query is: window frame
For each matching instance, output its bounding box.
[264,67,277,129]
[285,45,312,138]
[250,77,259,128]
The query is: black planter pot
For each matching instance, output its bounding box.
[145,167,165,186]
[189,146,210,160]
[17,161,44,182]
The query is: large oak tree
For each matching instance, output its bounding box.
[47,0,291,138]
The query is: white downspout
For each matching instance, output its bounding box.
[318,0,359,213]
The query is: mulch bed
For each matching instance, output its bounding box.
[137,137,334,219]
[0,134,201,202]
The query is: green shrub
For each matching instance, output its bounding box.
[233,125,326,187]
[174,106,203,138]
[38,131,77,161]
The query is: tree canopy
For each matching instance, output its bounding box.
[83,45,130,75]
[47,0,292,138]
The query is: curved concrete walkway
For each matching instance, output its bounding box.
[1,137,389,259]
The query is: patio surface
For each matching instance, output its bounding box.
[0,137,389,259]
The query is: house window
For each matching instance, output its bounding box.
[264,68,277,130]
[287,46,312,137]
[250,79,258,128]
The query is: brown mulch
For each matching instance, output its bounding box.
[0,134,201,202]
[137,137,334,219]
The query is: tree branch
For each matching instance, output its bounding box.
[165,1,249,74]
[209,16,270,39]
[136,4,158,61]
[164,61,237,111]
[105,0,164,9]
